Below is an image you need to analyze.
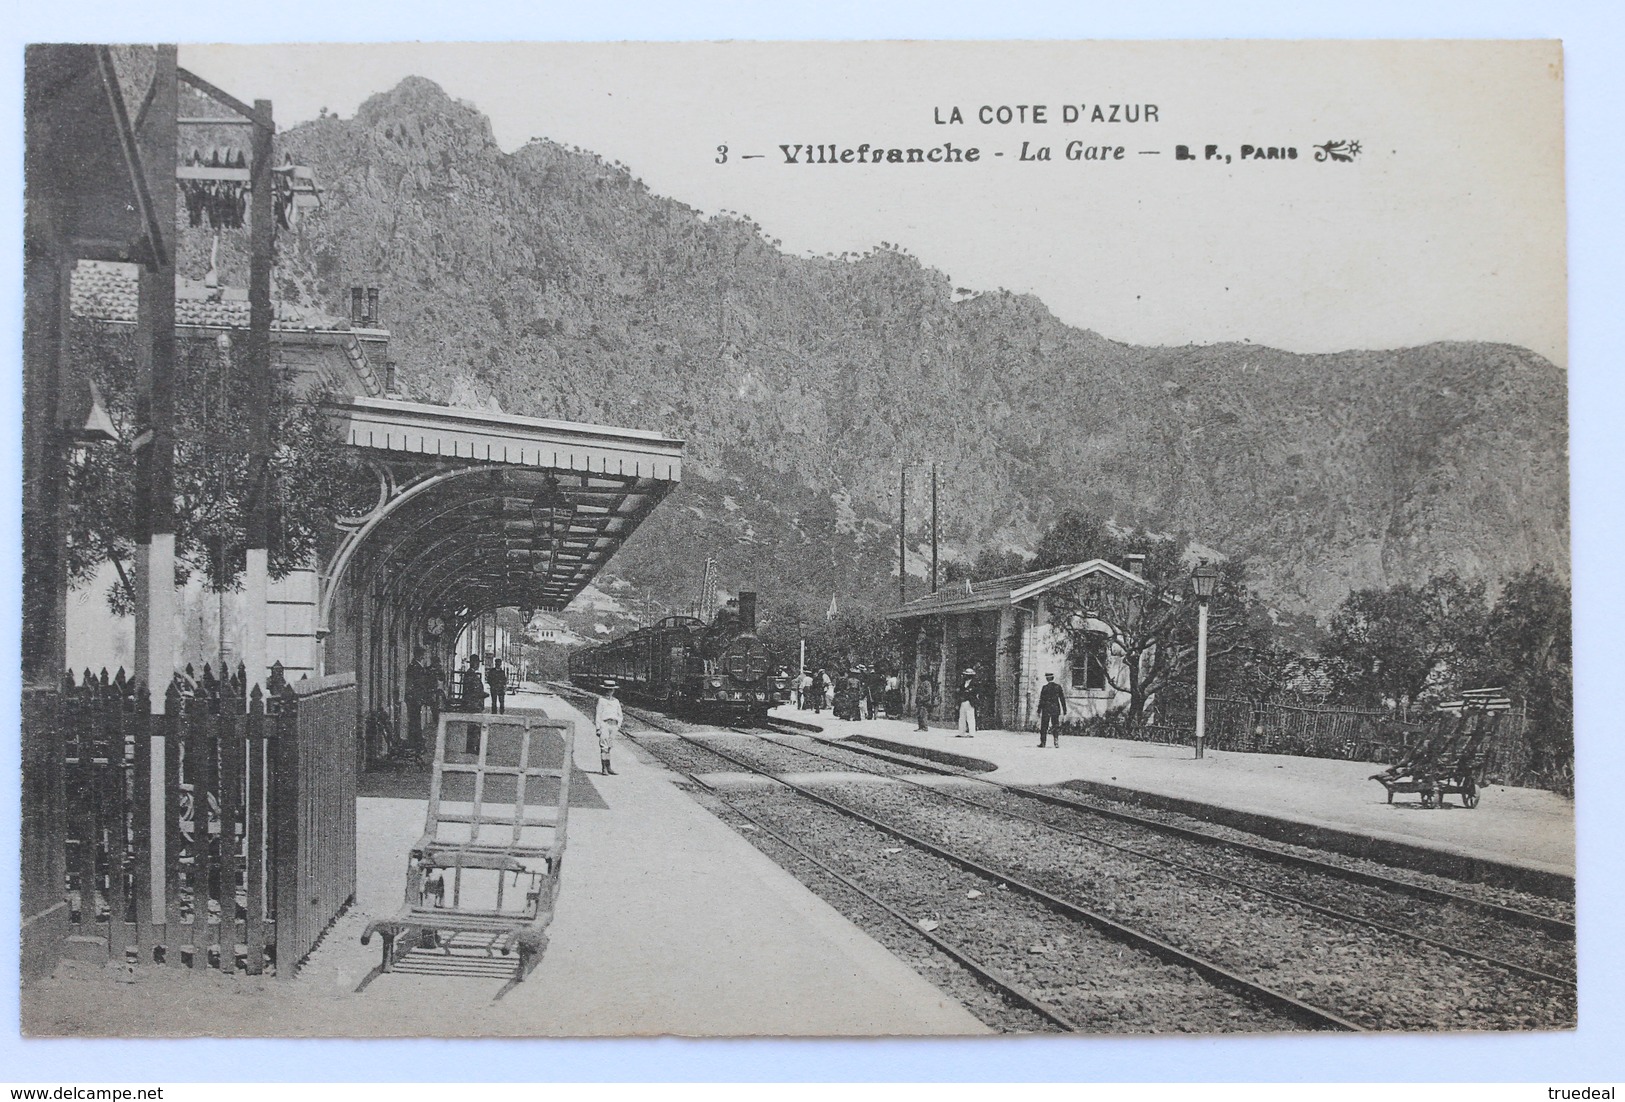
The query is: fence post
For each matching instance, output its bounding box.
[244,684,268,974]
[162,680,185,968]
[65,671,108,964]
[103,675,130,964]
[183,680,213,971]
[217,687,243,974]
[130,680,155,965]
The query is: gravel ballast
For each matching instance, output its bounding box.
[814,779,1574,1032]
[726,787,1310,1034]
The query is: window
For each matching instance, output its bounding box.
[1070,632,1108,691]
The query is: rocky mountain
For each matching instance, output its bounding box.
[233,77,1568,627]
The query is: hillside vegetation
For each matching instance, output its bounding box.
[230,77,1567,630]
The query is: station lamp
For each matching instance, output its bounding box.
[1192,563,1219,603]
[1191,563,1219,759]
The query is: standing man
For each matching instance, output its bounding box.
[405,647,434,761]
[1037,671,1068,748]
[486,656,508,715]
[956,667,978,738]
[595,681,624,775]
[796,669,812,710]
[916,675,938,732]
[462,653,486,712]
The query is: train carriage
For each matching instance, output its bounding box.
[568,591,790,718]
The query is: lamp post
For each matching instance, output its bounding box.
[1191,564,1218,759]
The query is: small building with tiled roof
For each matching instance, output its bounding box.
[886,558,1156,730]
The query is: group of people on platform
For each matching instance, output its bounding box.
[401,648,515,759]
[796,666,907,721]
[791,661,1073,746]
[399,645,626,777]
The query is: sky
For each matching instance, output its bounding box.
[180,39,1567,364]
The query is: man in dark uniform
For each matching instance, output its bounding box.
[1037,671,1067,748]
[405,647,435,761]
[486,656,508,715]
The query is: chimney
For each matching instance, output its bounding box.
[366,287,380,327]
[349,286,364,325]
[737,591,757,632]
[1126,553,1146,577]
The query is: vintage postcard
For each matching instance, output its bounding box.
[19,39,1572,1041]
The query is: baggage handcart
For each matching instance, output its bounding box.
[362,712,574,983]
[1370,690,1507,809]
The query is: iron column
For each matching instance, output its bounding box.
[1192,564,1218,760]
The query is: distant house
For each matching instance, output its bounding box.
[885,558,1156,730]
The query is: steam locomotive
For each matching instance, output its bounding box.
[567,591,791,717]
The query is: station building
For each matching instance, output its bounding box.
[68,260,683,735]
[886,557,1156,730]
[23,41,685,987]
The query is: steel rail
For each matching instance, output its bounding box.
[657,727,1361,1033]
[679,770,1081,1032]
[792,728,1574,938]
[562,686,1570,938]
[722,729,1575,989]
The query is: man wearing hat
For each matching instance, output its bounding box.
[1037,671,1067,748]
[595,681,624,775]
[956,667,978,738]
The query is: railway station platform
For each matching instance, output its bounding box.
[22,686,986,1037]
[773,706,1575,891]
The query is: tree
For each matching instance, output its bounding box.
[1471,567,1572,784]
[942,546,1029,584]
[755,599,905,676]
[1030,511,1118,570]
[1032,510,1262,727]
[63,318,370,614]
[1321,571,1488,708]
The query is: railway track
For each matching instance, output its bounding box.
[631,720,1356,1033]
[709,730,1577,984]
[576,686,1572,943]
[790,731,1574,929]
[544,687,1572,1031]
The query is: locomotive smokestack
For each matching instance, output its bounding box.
[737,591,757,632]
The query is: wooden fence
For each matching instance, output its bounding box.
[56,663,357,978]
[274,672,359,972]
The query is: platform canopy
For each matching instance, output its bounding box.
[319,396,682,631]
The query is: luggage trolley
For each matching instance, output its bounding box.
[1369,689,1508,809]
[363,712,575,983]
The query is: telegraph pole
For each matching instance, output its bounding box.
[898,464,907,606]
[930,462,939,594]
[134,46,179,698]
[240,98,274,701]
